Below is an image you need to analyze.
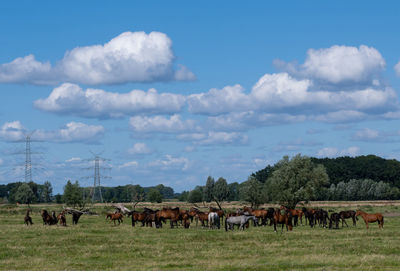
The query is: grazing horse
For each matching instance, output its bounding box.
[156,207,180,228]
[273,209,293,233]
[128,211,147,227]
[57,211,67,226]
[225,215,257,231]
[329,213,340,229]
[195,210,209,227]
[107,212,124,225]
[314,209,329,228]
[280,206,303,227]
[356,210,384,229]
[302,207,316,227]
[208,212,220,229]
[339,210,357,227]
[24,209,33,225]
[243,206,268,226]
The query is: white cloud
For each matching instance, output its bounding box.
[352,128,380,141]
[129,114,197,133]
[395,61,400,77]
[0,121,26,141]
[0,31,195,85]
[128,143,152,155]
[118,161,139,169]
[188,84,250,115]
[276,45,385,84]
[35,122,105,143]
[149,155,190,171]
[65,157,82,163]
[317,146,360,158]
[35,83,186,118]
[0,121,104,144]
[177,131,248,145]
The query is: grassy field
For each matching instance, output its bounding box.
[1,202,400,271]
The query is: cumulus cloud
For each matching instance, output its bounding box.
[177,131,248,145]
[317,146,360,158]
[275,45,385,84]
[128,143,152,155]
[129,114,198,133]
[0,121,104,143]
[0,121,26,141]
[395,61,400,77]
[149,155,190,171]
[0,31,195,85]
[118,161,139,169]
[34,83,186,118]
[352,128,380,141]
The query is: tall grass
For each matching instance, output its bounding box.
[1,203,399,270]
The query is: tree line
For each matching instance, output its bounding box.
[1,154,400,207]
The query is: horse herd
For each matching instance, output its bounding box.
[24,205,385,231]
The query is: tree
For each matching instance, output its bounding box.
[188,188,203,203]
[63,180,82,207]
[40,181,53,203]
[240,176,264,208]
[178,191,189,202]
[265,154,329,209]
[227,182,240,201]
[148,188,163,203]
[14,183,35,206]
[203,176,215,202]
[130,185,145,208]
[213,177,228,209]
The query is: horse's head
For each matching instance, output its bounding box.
[355,210,362,216]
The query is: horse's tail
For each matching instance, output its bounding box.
[225,218,228,231]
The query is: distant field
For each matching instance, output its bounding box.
[1,202,400,271]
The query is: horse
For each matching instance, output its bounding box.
[280,206,304,227]
[156,207,180,228]
[57,211,67,226]
[314,209,329,228]
[208,212,220,229]
[273,209,293,233]
[209,207,224,225]
[339,210,358,227]
[107,212,124,225]
[24,209,33,226]
[329,213,340,229]
[243,206,267,226]
[356,210,384,229]
[128,211,147,227]
[41,209,57,225]
[225,215,257,231]
[194,210,209,227]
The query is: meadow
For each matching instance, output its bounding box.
[1,202,400,271]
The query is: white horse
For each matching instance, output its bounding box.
[208,212,220,229]
[225,215,257,231]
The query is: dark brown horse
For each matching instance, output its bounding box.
[128,211,147,227]
[41,209,57,225]
[24,209,33,225]
[273,208,293,233]
[339,210,357,227]
[280,206,303,226]
[356,210,384,229]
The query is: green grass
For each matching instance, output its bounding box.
[1,203,400,270]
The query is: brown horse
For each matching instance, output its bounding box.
[194,209,209,227]
[107,212,124,225]
[41,209,57,225]
[209,207,224,224]
[128,211,147,227]
[356,210,384,229]
[280,206,304,227]
[57,211,67,226]
[156,207,180,228]
[273,209,293,233]
[339,210,358,227]
[24,209,33,225]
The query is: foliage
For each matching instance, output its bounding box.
[227,182,240,201]
[63,180,82,207]
[178,191,189,202]
[203,176,215,202]
[14,183,35,205]
[265,154,329,208]
[147,188,163,203]
[188,187,203,203]
[240,176,264,208]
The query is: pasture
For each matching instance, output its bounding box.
[1,202,400,270]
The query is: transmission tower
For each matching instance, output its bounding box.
[83,151,111,203]
[24,134,32,183]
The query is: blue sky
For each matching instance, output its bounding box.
[1,1,400,193]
